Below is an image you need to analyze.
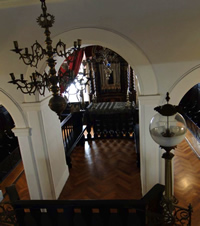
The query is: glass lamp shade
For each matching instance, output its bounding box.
[149,112,187,147]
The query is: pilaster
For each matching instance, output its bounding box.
[13,98,68,199]
[138,95,165,195]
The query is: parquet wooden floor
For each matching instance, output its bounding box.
[1,137,200,225]
[174,139,200,226]
[59,139,142,200]
[0,161,30,202]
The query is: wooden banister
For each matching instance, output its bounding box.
[3,184,168,226]
[61,111,86,169]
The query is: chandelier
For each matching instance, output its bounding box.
[9,0,82,116]
[94,47,117,79]
[103,60,112,80]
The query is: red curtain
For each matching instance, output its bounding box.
[73,49,84,76]
[59,49,84,94]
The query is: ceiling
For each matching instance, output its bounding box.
[0,0,64,8]
[1,0,200,97]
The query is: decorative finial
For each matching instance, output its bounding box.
[154,92,177,116]
[166,92,170,103]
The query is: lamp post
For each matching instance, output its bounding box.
[149,92,187,224]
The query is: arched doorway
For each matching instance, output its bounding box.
[50,27,158,96]
[14,27,159,196]
[0,104,20,182]
[0,88,27,128]
[0,89,29,197]
[169,67,200,105]
[43,28,160,195]
[169,66,200,156]
[169,67,200,224]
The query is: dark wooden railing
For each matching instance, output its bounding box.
[85,112,135,140]
[60,103,141,168]
[84,103,140,167]
[13,200,146,226]
[61,111,86,169]
[1,184,193,225]
[84,102,138,140]
[1,184,166,226]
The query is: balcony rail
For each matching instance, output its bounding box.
[1,183,193,225]
[61,111,86,169]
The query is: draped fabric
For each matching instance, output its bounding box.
[84,46,94,58]
[59,49,84,94]
[72,49,84,76]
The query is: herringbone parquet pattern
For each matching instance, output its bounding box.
[2,137,200,225]
[174,139,200,226]
[59,139,142,200]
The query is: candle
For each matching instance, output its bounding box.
[32,73,36,80]
[25,48,28,55]
[78,39,81,47]
[13,41,18,49]
[84,68,86,75]
[20,74,24,81]
[10,73,15,81]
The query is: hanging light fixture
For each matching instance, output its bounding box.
[93,47,117,79]
[9,0,82,116]
[101,48,113,80]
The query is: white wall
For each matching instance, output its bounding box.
[1,0,200,198]
[0,89,69,199]
[1,0,200,98]
[138,95,165,195]
[169,66,200,105]
[20,97,69,199]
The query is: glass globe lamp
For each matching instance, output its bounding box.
[149,112,187,147]
[149,93,191,225]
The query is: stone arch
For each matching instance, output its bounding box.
[0,88,27,128]
[169,66,200,105]
[48,27,158,96]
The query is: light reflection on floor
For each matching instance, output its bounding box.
[185,129,200,159]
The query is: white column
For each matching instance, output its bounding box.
[138,95,165,195]
[39,99,69,199]
[14,98,69,200]
[13,127,43,199]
